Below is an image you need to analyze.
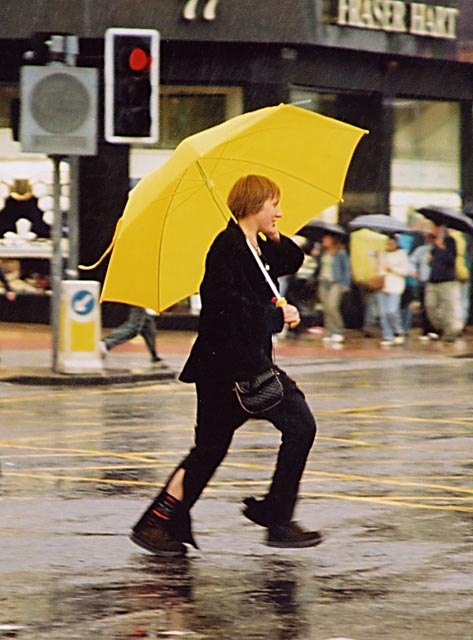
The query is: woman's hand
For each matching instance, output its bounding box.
[281,303,300,325]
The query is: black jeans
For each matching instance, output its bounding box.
[170,369,317,543]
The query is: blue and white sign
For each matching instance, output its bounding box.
[71,289,95,319]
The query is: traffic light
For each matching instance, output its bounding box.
[104,28,160,144]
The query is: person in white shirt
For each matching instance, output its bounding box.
[376,235,409,346]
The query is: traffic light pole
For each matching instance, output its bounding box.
[66,156,80,279]
[51,155,63,372]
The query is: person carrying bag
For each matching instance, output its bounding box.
[130,174,322,557]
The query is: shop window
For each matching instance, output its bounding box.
[130,85,243,181]
[0,86,18,129]
[0,84,70,298]
[391,99,461,219]
[158,92,225,148]
[132,85,242,151]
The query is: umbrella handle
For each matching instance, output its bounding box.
[245,239,300,328]
[276,297,300,329]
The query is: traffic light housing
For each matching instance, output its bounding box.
[105,28,159,144]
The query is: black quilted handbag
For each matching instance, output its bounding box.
[233,368,284,415]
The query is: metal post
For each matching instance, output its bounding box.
[66,156,80,279]
[51,155,63,371]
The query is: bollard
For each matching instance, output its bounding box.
[57,280,103,373]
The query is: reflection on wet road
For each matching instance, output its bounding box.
[1,358,472,639]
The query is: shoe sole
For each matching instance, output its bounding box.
[266,535,323,549]
[130,533,187,557]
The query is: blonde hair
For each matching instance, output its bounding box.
[227,175,280,219]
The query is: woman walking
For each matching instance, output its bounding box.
[130,174,321,556]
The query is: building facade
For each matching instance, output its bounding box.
[0,0,472,322]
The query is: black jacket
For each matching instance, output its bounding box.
[429,235,457,283]
[179,220,303,383]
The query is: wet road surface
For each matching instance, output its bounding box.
[1,344,472,639]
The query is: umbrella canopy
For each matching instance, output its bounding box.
[349,214,410,235]
[298,219,347,241]
[101,103,367,312]
[416,206,473,234]
[349,228,387,284]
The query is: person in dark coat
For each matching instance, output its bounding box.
[425,223,462,342]
[130,174,321,557]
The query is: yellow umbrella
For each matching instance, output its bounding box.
[101,103,367,312]
[349,228,388,285]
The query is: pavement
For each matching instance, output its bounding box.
[1,321,473,385]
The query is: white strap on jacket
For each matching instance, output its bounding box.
[245,238,281,301]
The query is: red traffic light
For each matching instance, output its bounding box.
[129,47,151,72]
[105,27,160,143]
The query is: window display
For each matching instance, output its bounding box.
[0,161,70,295]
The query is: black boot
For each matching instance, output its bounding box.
[131,491,187,557]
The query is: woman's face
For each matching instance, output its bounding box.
[321,234,334,248]
[254,196,282,235]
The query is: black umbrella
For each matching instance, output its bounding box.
[348,214,410,235]
[416,206,473,234]
[298,219,347,241]
[463,202,473,218]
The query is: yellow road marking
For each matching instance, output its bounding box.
[223,461,473,495]
[0,443,161,463]
[3,472,472,513]
[323,412,473,426]
[4,455,470,496]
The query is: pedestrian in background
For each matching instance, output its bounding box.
[0,263,16,302]
[375,235,409,346]
[396,233,414,336]
[317,232,351,343]
[0,263,16,358]
[284,236,318,337]
[425,224,462,342]
[449,229,472,332]
[361,286,379,338]
[100,305,162,364]
[409,233,436,341]
[130,174,321,557]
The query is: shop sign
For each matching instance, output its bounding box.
[334,1,458,39]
